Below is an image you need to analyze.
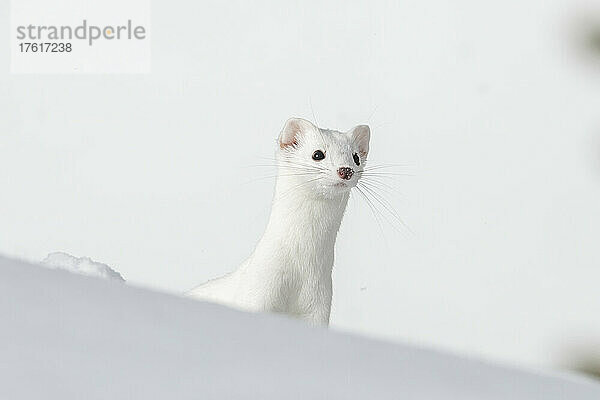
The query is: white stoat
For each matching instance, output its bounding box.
[188,118,370,325]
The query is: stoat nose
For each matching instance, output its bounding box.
[337,167,354,180]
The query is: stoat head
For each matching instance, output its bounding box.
[277,117,370,199]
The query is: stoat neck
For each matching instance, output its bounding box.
[252,177,350,272]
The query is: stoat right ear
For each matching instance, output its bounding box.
[279,118,315,149]
[350,125,371,157]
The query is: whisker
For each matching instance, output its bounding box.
[273,176,323,205]
[358,182,413,236]
[359,178,404,199]
[251,159,327,173]
[356,183,400,236]
[359,176,399,193]
[357,171,414,177]
[361,164,412,171]
[242,171,321,185]
[250,164,322,173]
[366,104,379,124]
[264,156,329,171]
[353,185,387,240]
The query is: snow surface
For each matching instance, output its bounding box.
[0,255,599,400]
[41,252,125,282]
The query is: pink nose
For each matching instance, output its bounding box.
[337,167,354,180]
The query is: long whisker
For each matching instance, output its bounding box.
[361,164,412,171]
[358,181,413,235]
[242,171,321,185]
[250,164,322,173]
[258,156,329,172]
[308,99,328,149]
[366,104,379,124]
[273,176,323,206]
[279,158,328,171]
[359,176,399,193]
[353,185,387,240]
[359,178,404,199]
[356,183,400,236]
[251,161,327,174]
[357,171,414,177]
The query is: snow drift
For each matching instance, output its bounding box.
[0,255,599,400]
[42,251,124,282]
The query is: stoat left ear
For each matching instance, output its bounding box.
[279,118,316,149]
[350,125,370,157]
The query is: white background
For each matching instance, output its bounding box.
[1,0,599,374]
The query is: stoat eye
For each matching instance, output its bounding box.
[353,152,360,166]
[312,150,325,161]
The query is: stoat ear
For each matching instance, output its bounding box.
[279,118,316,149]
[350,125,370,157]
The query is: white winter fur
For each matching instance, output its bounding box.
[188,118,370,325]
